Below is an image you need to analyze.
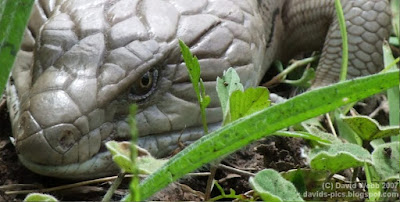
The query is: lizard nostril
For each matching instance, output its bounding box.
[59,129,76,151]
[44,124,81,154]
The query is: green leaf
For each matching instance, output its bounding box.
[24,193,58,202]
[302,124,342,145]
[281,169,331,194]
[370,139,386,149]
[249,169,304,202]
[226,87,270,124]
[179,40,209,133]
[0,0,35,96]
[106,141,167,174]
[179,40,200,96]
[137,70,398,200]
[199,78,211,108]
[335,110,362,145]
[371,142,400,181]
[309,143,372,173]
[342,115,400,141]
[216,67,244,119]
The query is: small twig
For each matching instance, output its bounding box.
[102,172,126,202]
[325,113,337,137]
[368,97,387,118]
[204,165,218,200]
[349,108,359,117]
[332,174,348,182]
[187,172,211,177]
[179,183,205,199]
[0,184,42,191]
[5,174,145,195]
[217,164,255,177]
[351,168,360,185]
[3,171,209,196]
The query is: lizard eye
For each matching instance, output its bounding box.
[129,68,158,102]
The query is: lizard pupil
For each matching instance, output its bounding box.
[140,73,151,88]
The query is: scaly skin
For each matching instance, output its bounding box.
[6,0,391,179]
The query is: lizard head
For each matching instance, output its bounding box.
[7,0,272,179]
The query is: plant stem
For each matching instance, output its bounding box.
[129,105,141,201]
[262,56,318,87]
[204,165,217,200]
[102,173,125,202]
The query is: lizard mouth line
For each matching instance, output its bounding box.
[14,121,222,179]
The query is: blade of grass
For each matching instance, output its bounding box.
[136,70,398,200]
[382,42,400,130]
[0,0,34,95]
[391,0,399,39]
[129,105,140,201]
[335,0,348,82]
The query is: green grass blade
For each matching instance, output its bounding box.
[391,0,399,39]
[382,41,400,144]
[335,0,349,82]
[137,70,399,199]
[0,0,34,95]
[129,105,141,201]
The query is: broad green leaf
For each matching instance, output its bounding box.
[370,139,386,149]
[216,67,244,119]
[249,169,303,202]
[24,193,58,202]
[226,87,270,124]
[371,142,400,181]
[106,141,167,174]
[335,110,362,145]
[309,143,372,173]
[0,0,35,96]
[137,70,398,200]
[342,115,400,141]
